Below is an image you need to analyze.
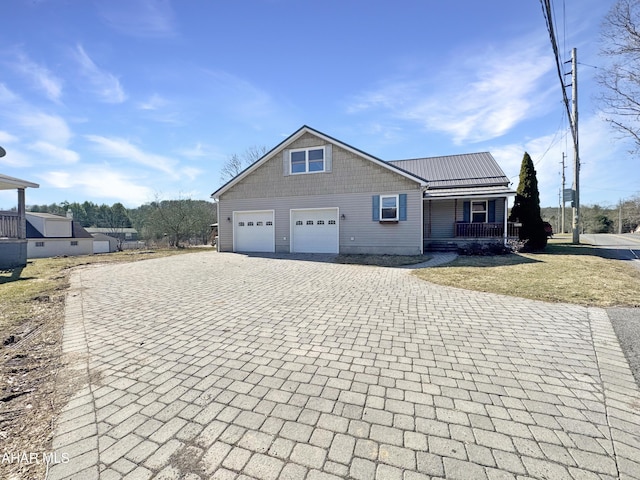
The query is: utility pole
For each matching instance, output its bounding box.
[570,48,580,243]
[560,152,566,234]
[618,200,623,234]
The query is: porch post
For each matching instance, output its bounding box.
[503,197,508,246]
[17,188,26,239]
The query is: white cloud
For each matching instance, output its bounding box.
[12,51,63,102]
[97,0,177,38]
[44,167,154,207]
[17,112,73,145]
[84,134,177,177]
[0,130,18,144]
[348,36,555,144]
[138,93,167,111]
[491,114,633,207]
[73,45,126,104]
[28,141,79,164]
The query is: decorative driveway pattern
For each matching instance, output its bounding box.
[50,252,640,480]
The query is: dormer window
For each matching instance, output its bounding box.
[290,147,325,174]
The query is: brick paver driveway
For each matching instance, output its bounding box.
[50,252,640,480]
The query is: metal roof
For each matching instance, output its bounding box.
[389,152,510,189]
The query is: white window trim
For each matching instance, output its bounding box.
[290,146,326,175]
[471,200,488,223]
[380,194,399,221]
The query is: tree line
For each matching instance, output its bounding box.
[541,193,640,235]
[28,199,217,248]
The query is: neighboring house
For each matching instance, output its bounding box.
[211,126,517,255]
[85,227,138,242]
[26,212,93,258]
[91,233,119,254]
[0,173,39,269]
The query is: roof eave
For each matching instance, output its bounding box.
[211,126,426,199]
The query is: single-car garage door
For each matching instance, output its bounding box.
[291,208,339,253]
[234,210,275,252]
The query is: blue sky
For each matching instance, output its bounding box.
[0,0,632,210]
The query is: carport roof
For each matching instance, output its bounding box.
[0,173,39,191]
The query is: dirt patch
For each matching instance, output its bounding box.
[0,290,68,480]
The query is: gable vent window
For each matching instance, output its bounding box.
[290,147,325,174]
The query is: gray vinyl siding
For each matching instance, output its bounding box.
[218,190,422,255]
[426,199,456,238]
[220,132,417,200]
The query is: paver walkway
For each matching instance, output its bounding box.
[49,252,640,480]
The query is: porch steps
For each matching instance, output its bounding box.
[425,241,459,252]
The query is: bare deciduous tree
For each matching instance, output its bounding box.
[598,0,640,153]
[220,145,268,182]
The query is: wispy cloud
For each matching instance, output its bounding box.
[97,0,177,38]
[6,50,63,102]
[348,36,555,144]
[138,93,167,111]
[44,167,154,206]
[491,114,631,207]
[85,134,177,177]
[73,45,126,103]
[28,141,79,164]
[17,111,73,145]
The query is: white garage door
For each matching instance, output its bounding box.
[234,211,275,252]
[93,241,110,254]
[291,208,339,254]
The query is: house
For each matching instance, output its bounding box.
[0,173,39,269]
[26,212,93,258]
[84,227,139,242]
[211,126,517,255]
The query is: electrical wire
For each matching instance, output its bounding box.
[539,0,576,149]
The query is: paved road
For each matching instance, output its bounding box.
[48,252,640,480]
[580,233,640,263]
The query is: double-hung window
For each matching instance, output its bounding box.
[380,195,399,221]
[471,201,487,223]
[290,147,325,174]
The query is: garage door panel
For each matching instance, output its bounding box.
[292,208,338,254]
[234,211,274,252]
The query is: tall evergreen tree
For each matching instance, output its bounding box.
[509,152,547,250]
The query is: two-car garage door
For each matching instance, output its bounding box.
[233,208,339,253]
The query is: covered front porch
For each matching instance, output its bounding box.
[423,194,519,251]
[0,173,39,269]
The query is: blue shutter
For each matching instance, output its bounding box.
[399,194,407,221]
[372,195,380,221]
[463,201,470,222]
[488,200,496,222]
